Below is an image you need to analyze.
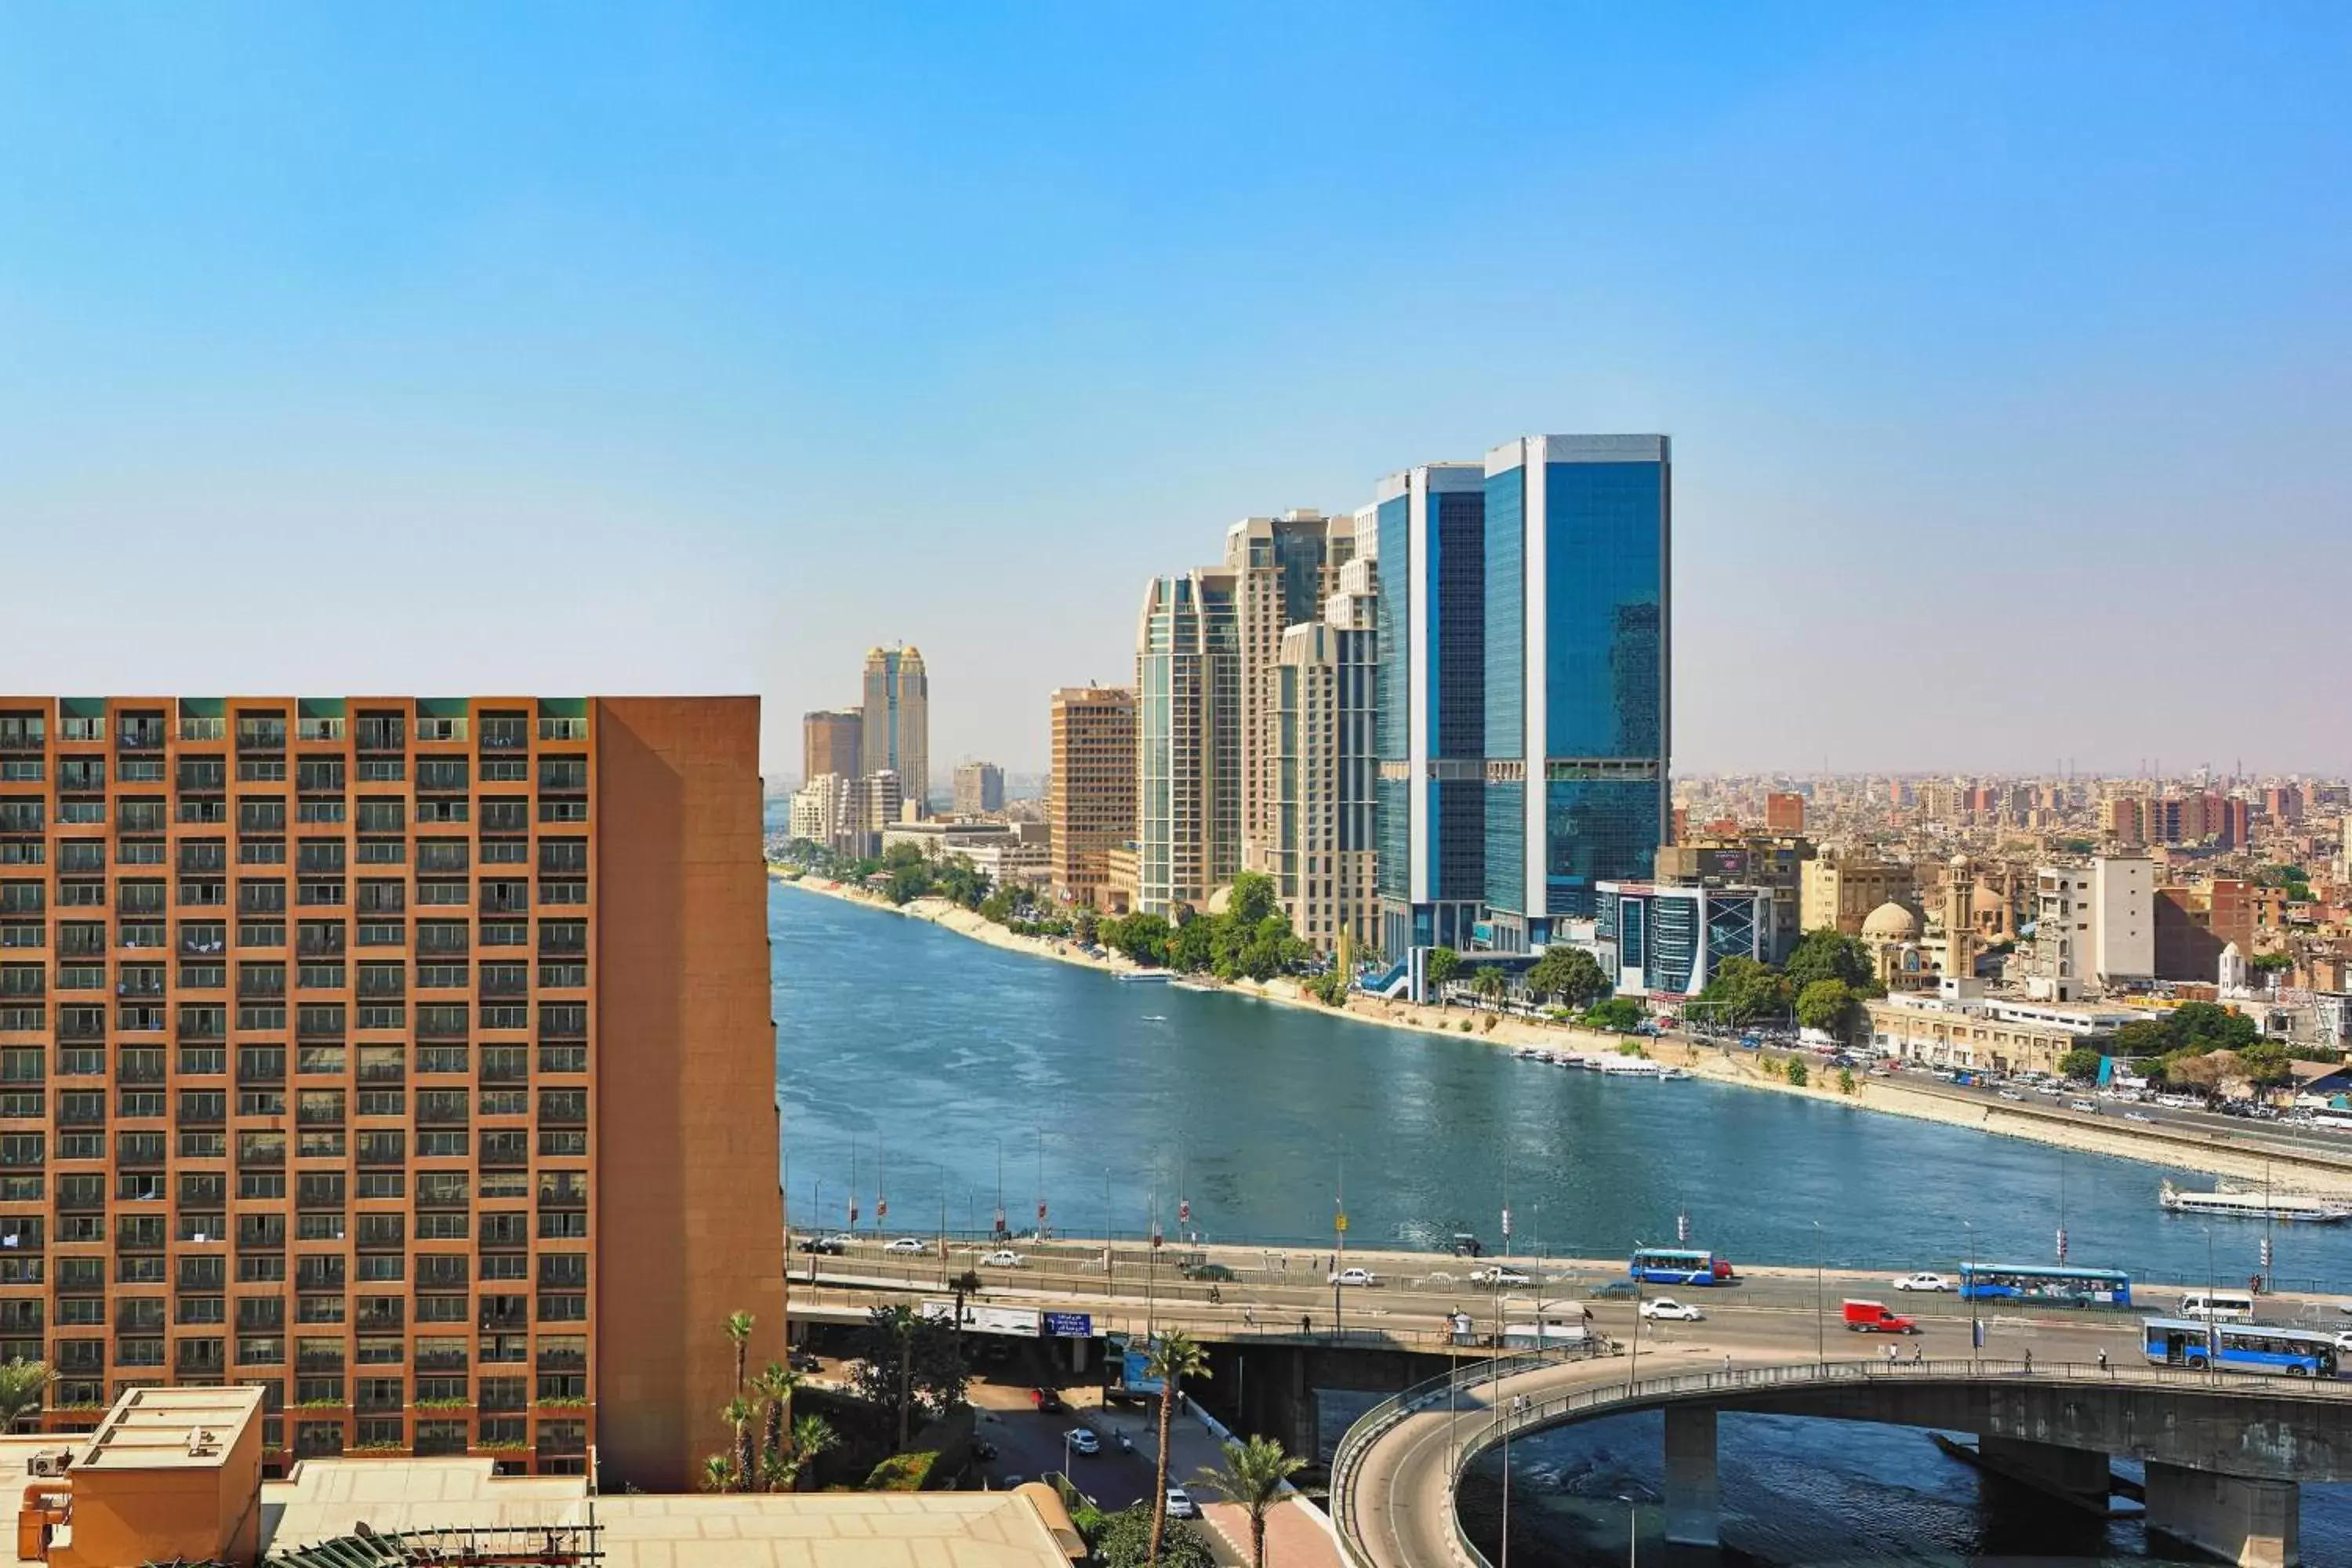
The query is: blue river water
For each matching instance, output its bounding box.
[774,881,2352,1563]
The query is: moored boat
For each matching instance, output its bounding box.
[2159,1180,2352,1224]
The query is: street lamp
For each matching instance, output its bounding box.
[1617,1493,1640,1568]
[1964,1218,1978,1367]
[1812,1219,1824,1368]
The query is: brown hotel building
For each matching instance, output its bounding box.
[0,695,784,1490]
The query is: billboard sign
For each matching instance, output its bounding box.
[919,1300,1042,1337]
[1122,1348,1164,1398]
[1043,1312,1094,1338]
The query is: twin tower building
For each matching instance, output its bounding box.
[1133,434,1670,973]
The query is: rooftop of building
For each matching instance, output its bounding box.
[77,1385,262,1472]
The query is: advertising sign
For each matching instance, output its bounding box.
[1043,1312,1094,1338]
[919,1300,1042,1337]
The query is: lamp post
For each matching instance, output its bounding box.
[1627,1240,1642,1396]
[1812,1219,1824,1368]
[1617,1493,1640,1568]
[809,1178,825,1285]
[1103,1167,1113,1296]
[1965,1218,1978,1367]
[2204,1222,2218,1383]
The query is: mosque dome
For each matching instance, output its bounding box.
[1862,902,1920,941]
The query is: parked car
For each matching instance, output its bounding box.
[1030,1388,1065,1412]
[980,1249,1025,1268]
[884,1237,926,1253]
[1892,1272,1954,1293]
[1329,1266,1377,1287]
[2069,1099,2100,1114]
[1165,1486,1199,1519]
[1065,1428,1100,1456]
[1469,1266,1533,1287]
[1641,1298,1704,1323]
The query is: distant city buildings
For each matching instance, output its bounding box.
[953,760,1004,816]
[1595,880,1766,998]
[862,645,930,818]
[801,707,862,785]
[1047,685,1136,914]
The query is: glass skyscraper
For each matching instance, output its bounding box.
[1135,567,1240,915]
[1480,434,1671,950]
[1370,463,1489,960]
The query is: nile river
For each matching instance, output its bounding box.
[774,881,2352,1565]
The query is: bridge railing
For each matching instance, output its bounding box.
[1425,1357,2352,1568]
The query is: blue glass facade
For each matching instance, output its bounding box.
[1374,496,1410,907]
[1541,462,1664,760]
[1544,776,1664,919]
[1482,469,1524,760]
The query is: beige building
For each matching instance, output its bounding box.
[881,819,1051,887]
[1272,557,1379,955]
[1865,984,2131,1076]
[800,708,862,785]
[952,760,1004,816]
[1135,567,1239,915]
[1225,511,1356,884]
[862,645,929,818]
[1048,685,1136,912]
[1801,844,1919,935]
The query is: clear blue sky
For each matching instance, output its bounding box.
[4,3,2347,779]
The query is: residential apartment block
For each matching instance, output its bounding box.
[799,710,861,789]
[0,696,784,1490]
[952,762,1004,818]
[1135,570,1240,915]
[1227,511,1356,885]
[1272,557,1380,955]
[1047,687,1136,915]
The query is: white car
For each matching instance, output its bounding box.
[1997,1090,2024,1102]
[979,1249,1025,1268]
[1328,1266,1377,1287]
[2069,1099,2100,1114]
[1892,1272,1954,1293]
[1641,1298,1704,1322]
[2124,1111,2154,1124]
[1064,1428,1099,1456]
[1469,1266,1533,1287]
[883,1237,926,1254]
[1165,1486,1198,1519]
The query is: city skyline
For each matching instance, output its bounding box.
[5,5,2349,778]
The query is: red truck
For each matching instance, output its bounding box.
[1842,1298,1919,1334]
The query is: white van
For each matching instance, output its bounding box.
[2180,1289,2256,1323]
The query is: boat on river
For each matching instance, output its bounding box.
[2159,1180,2352,1223]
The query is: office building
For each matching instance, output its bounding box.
[1135,568,1239,915]
[855,770,906,854]
[880,820,1051,887]
[1867,984,2130,1076]
[1480,434,1671,951]
[952,762,1004,818]
[1372,466,1489,958]
[0,695,785,1489]
[1764,792,1805,835]
[1273,557,1380,956]
[1594,880,1767,998]
[1047,687,1136,913]
[1226,511,1357,882]
[800,710,861,789]
[860,647,929,819]
[1800,846,1918,935]
[786,773,842,848]
[1654,833,1812,963]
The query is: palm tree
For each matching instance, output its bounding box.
[1196,1435,1320,1568]
[723,1396,757,1491]
[0,1360,53,1434]
[949,1268,983,1364]
[699,1453,738,1493]
[725,1310,756,1393]
[1472,967,1506,1010]
[753,1363,800,1488]
[1145,1330,1212,1567]
[788,1414,840,1491]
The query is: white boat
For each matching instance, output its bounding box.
[1591,1055,1666,1077]
[1657,1067,1693,1081]
[1117,971,1171,983]
[2160,1181,2352,1224]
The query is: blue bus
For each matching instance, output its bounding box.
[1631,1247,1737,1286]
[2143,1317,2337,1377]
[1958,1263,2130,1306]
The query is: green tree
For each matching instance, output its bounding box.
[2057,1047,2106,1082]
[2238,1040,2293,1085]
[1092,1504,1216,1568]
[1171,916,1219,972]
[1424,947,1462,1001]
[2111,1018,2175,1057]
[934,855,989,909]
[1472,967,1507,1008]
[1073,909,1101,946]
[724,1394,757,1490]
[1145,1331,1213,1567]
[0,1359,52,1432]
[1581,996,1646,1033]
[848,1305,968,1446]
[1228,872,1279,927]
[2250,952,2295,974]
[1783,930,1885,997]
[1785,1058,1809,1087]
[1195,1435,1321,1568]
[787,1413,840,1491]
[1795,978,1859,1038]
[1697,956,1791,1026]
[1102,913,1172,966]
[1526,946,1610,1010]
[700,1453,739,1493]
[1837,1067,1857,1095]
[753,1363,800,1490]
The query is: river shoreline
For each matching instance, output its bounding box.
[770,869,2352,1197]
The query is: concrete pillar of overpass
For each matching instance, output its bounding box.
[1976,1435,2111,1510]
[2143,1461,2299,1568]
[1661,1405,1720,1548]
[1069,1336,1089,1374]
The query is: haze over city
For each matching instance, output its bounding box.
[4,4,2349,776]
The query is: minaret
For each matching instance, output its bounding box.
[1943,853,1976,981]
